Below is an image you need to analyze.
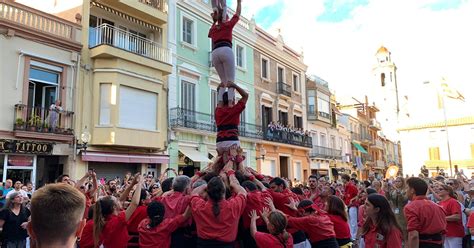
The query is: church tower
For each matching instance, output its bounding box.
[371,46,400,141]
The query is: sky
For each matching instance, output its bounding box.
[230,0,474,125]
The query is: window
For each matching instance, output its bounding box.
[381,73,386,87]
[181,80,195,111]
[294,116,303,129]
[28,66,60,109]
[320,133,327,147]
[428,147,440,160]
[236,45,245,68]
[308,90,316,114]
[262,106,273,128]
[182,17,194,45]
[119,86,157,130]
[99,83,112,125]
[330,136,336,149]
[293,74,299,92]
[211,89,218,118]
[390,72,393,82]
[339,137,343,150]
[261,58,269,79]
[278,110,288,126]
[277,66,284,83]
[293,162,302,181]
[317,92,330,118]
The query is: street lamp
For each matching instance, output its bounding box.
[424,80,453,176]
[256,147,266,161]
[76,127,91,153]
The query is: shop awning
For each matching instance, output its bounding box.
[81,152,169,164]
[352,141,368,154]
[180,147,212,163]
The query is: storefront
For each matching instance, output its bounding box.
[1,139,64,187]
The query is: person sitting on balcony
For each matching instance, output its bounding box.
[209,0,241,106]
[215,82,248,170]
[49,100,62,132]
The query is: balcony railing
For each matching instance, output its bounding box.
[370,119,382,130]
[13,104,74,135]
[169,108,263,140]
[89,24,172,64]
[138,0,168,13]
[309,146,342,159]
[263,128,312,148]
[361,133,373,142]
[318,111,330,119]
[375,160,385,168]
[277,82,292,97]
[351,132,361,141]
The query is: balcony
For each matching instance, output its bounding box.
[361,133,373,143]
[89,24,172,72]
[277,82,292,97]
[96,0,167,25]
[370,119,382,130]
[169,108,263,140]
[13,104,74,142]
[375,160,385,169]
[371,139,384,150]
[263,128,312,148]
[0,1,82,50]
[351,132,361,141]
[309,146,342,159]
[362,154,373,164]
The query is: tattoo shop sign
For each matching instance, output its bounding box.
[0,139,54,155]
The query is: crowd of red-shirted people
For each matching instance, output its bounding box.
[5,162,474,248]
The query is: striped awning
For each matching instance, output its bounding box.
[91,1,162,31]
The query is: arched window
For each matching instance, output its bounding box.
[381,73,386,87]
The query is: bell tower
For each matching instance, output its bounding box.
[371,46,400,140]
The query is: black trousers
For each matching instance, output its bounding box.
[311,237,339,248]
[197,238,233,248]
[419,242,443,248]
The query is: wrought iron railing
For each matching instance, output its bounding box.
[89,24,172,64]
[309,145,342,159]
[277,82,292,97]
[138,0,168,13]
[169,108,263,139]
[170,108,313,148]
[13,104,74,135]
[351,132,361,141]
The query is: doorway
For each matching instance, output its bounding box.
[279,156,289,178]
[6,170,32,184]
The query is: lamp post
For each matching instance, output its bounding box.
[76,127,91,154]
[256,147,266,161]
[424,81,453,176]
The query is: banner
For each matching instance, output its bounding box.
[0,139,54,155]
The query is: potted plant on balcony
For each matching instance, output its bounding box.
[27,115,41,132]
[42,122,50,133]
[15,118,25,130]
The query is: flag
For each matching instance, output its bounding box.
[437,79,465,109]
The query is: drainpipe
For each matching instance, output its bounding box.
[16,52,24,90]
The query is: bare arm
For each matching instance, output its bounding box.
[235,0,242,17]
[407,230,419,248]
[125,174,144,221]
[119,173,140,203]
[249,210,259,239]
[89,172,98,197]
[446,214,461,222]
[75,172,89,190]
[229,173,247,196]
[191,184,207,197]
[228,82,248,103]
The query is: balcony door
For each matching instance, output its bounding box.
[28,67,59,109]
[262,106,272,129]
[181,80,196,126]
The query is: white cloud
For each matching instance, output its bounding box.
[246,0,474,124]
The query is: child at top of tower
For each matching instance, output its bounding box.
[211,0,227,24]
[209,0,241,108]
[215,82,248,166]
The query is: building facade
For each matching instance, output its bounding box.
[167,0,259,174]
[253,28,311,183]
[399,117,474,177]
[0,0,82,186]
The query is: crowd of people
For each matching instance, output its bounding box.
[265,122,311,145]
[3,160,474,248]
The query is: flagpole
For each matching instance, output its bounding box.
[440,94,453,176]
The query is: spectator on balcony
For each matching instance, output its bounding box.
[209,0,241,106]
[49,100,63,132]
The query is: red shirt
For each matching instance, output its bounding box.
[215,100,246,142]
[79,220,94,248]
[138,215,187,248]
[242,190,272,229]
[101,211,130,248]
[127,205,148,233]
[313,196,326,211]
[364,223,402,248]
[404,196,446,245]
[439,197,464,237]
[287,213,336,243]
[328,214,351,240]
[191,194,246,242]
[155,192,191,219]
[268,189,299,216]
[467,213,474,228]
[358,205,366,227]
[343,182,358,206]
[83,192,92,219]
[208,14,240,45]
[254,231,294,248]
